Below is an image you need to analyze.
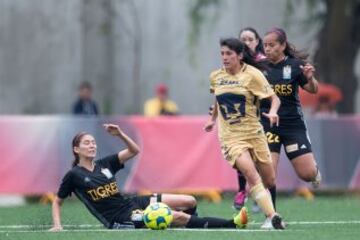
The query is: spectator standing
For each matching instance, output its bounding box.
[72,82,99,115]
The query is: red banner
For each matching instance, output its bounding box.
[0,116,359,194]
[125,116,237,192]
[0,117,60,194]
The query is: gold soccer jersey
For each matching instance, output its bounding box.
[210,64,275,166]
[210,64,274,165]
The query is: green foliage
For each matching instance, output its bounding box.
[284,0,327,31]
[188,0,221,46]
[102,95,113,115]
[187,0,222,67]
[22,103,41,114]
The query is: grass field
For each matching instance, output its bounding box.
[0,194,360,240]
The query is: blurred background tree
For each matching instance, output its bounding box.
[190,0,360,113]
[289,0,360,113]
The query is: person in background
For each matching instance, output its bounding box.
[313,96,338,118]
[144,84,179,117]
[72,81,99,115]
[239,27,266,61]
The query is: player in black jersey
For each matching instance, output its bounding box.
[50,124,248,231]
[261,28,322,199]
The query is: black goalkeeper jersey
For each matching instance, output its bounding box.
[260,57,308,128]
[57,154,133,228]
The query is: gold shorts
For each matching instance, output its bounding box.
[220,135,272,167]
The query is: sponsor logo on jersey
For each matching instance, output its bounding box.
[87,181,119,201]
[283,65,292,80]
[285,143,299,153]
[217,78,243,87]
[101,168,113,179]
[272,84,293,96]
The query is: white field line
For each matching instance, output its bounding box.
[252,220,360,225]
[0,228,304,233]
[0,224,103,229]
[0,220,359,232]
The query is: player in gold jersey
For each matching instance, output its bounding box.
[204,38,285,229]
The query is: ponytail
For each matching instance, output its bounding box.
[284,42,309,61]
[72,156,80,168]
[71,132,87,168]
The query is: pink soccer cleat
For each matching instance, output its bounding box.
[233,191,247,210]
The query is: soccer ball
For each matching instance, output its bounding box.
[143,202,173,230]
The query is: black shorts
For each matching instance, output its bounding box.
[263,123,312,160]
[131,193,162,210]
[112,193,162,229]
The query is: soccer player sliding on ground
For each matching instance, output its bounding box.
[50,123,248,231]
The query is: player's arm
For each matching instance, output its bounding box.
[49,196,64,231]
[262,94,280,127]
[103,124,140,164]
[205,71,218,132]
[204,98,218,132]
[250,69,280,127]
[301,63,318,94]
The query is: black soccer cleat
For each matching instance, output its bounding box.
[271,214,285,230]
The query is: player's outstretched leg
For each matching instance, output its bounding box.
[233,206,248,228]
[172,207,248,228]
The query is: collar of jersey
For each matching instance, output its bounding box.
[221,63,247,75]
[269,56,288,67]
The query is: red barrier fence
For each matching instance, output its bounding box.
[0,116,359,194]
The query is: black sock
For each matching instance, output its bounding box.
[183,205,198,216]
[269,185,277,210]
[185,215,236,228]
[237,171,247,192]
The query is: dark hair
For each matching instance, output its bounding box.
[239,27,265,55]
[79,81,92,90]
[265,27,309,60]
[220,38,266,70]
[71,132,88,167]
